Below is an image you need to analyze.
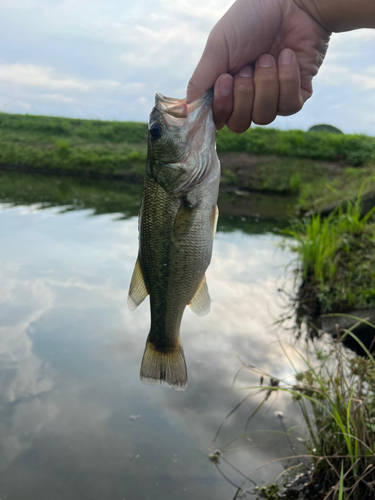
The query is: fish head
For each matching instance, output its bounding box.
[147,90,216,193]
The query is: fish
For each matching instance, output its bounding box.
[128,90,220,391]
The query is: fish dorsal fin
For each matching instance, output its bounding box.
[211,204,219,239]
[128,257,148,311]
[173,197,196,238]
[189,275,211,316]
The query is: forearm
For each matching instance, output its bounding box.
[295,0,375,31]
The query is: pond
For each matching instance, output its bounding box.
[0,171,307,499]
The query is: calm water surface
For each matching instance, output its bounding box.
[0,172,306,499]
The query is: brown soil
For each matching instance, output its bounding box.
[218,152,343,192]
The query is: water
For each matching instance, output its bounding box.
[0,172,307,499]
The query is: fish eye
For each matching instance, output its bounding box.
[149,122,163,140]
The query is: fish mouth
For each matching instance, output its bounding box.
[154,90,213,120]
[150,90,217,194]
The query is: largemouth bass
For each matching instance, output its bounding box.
[128,90,220,391]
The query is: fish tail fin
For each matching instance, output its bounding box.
[140,337,187,391]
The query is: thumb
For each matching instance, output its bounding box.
[186,32,229,104]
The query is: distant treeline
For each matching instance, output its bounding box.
[0,112,374,179]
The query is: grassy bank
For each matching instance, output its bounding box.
[297,165,375,213]
[285,194,375,314]
[0,112,148,179]
[217,126,375,167]
[220,154,342,194]
[2,111,375,214]
[1,112,374,181]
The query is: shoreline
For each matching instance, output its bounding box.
[2,154,375,217]
[1,111,375,214]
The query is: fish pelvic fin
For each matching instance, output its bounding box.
[211,204,219,239]
[140,337,187,391]
[189,275,211,317]
[128,257,148,311]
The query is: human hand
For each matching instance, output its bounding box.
[186,0,331,132]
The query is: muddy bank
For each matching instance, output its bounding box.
[2,150,375,217]
[0,170,294,222]
[220,153,375,215]
[0,150,342,195]
[219,152,342,193]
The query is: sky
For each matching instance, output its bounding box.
[0,0,374,134]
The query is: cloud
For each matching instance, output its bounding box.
[14,99,30,111]
[0,0,374,133]
[39,93,77,103]
[120,21,206,68]
[317,64,375,90]
[0,64,120,91]
[0,203,309,494]
[334,28,375,42]
[160,0,231,20]
[0,264,57,471]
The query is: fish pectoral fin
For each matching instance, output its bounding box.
[211,204,219,239]
[128,257,148,311]
[189,275,211,317]
[173,196,196,237]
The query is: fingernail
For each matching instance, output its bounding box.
[239,65,254,77]
[280,49,293,65]
[258,54,273,68]
[219,76,233,96]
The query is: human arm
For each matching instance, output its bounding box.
[296,0,375,32]
[186,0,375,132]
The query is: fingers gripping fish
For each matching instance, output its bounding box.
[128,91,220,391]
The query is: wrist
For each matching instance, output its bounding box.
[294,0,375,32]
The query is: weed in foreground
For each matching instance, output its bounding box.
[210,322,375,499]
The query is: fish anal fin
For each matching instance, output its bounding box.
[210,204,219,239]
[189,275,211,317]
[140,338,187,391]
[173,196,196,237]
[128,257,148,311]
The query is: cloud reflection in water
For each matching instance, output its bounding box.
[0,205,305,499]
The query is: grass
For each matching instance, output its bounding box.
[284,191,375,313]
[289,329,375,500]
[210,325,375,500]
[2,111,375,214]
[219,156,343,195]
[267,328,375,499]
[0,112,148,143]
[0,112,148,178]
[217,127,375,167]
[297,166,375,213]
[247,157,336,193]
[287,325,375,500]
[0,112,374,183]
